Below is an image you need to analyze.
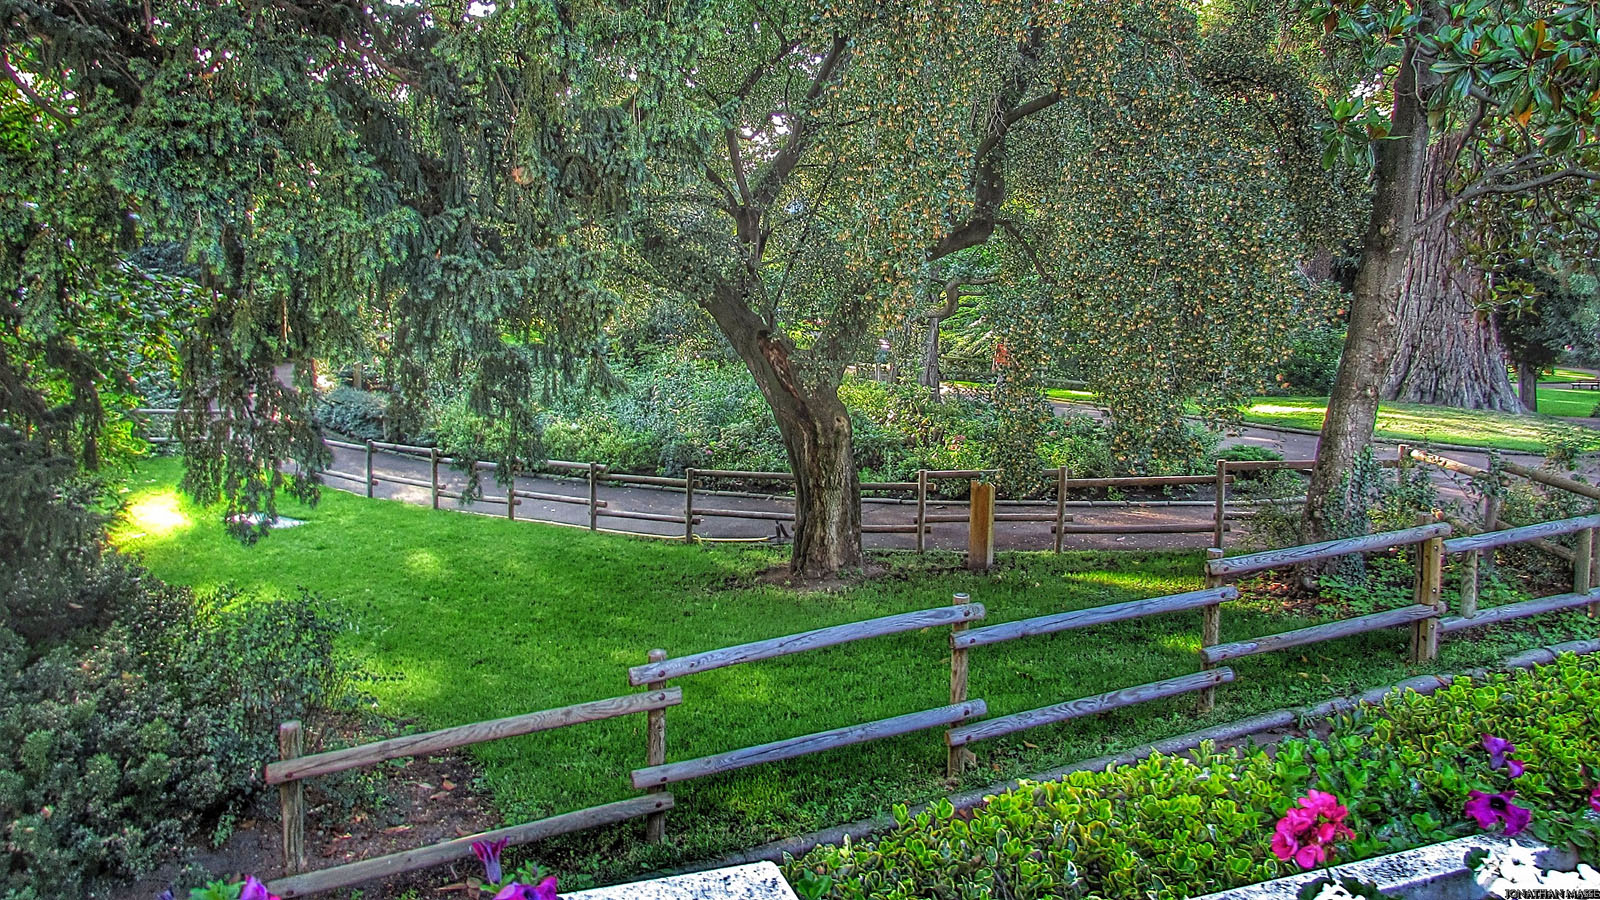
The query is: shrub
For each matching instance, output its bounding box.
[0,585,353,898]
[785,654,1600,899]
[1268,326,1345,397]
[314,385,389,442]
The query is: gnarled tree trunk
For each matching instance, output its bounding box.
[1304,39,1435,544]
[704,284,863,578]
[1381,135,1519,412]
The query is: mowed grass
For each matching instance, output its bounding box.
[1533,385,1600,418]
[1229,397,1600,451]
[113,457,1598,883]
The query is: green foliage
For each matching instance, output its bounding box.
[1267,325,1347,397]
[785,655,1600,898]
[0,583,351,898]
[315,387,392,444]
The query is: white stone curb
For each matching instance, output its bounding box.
[564,861,798,900]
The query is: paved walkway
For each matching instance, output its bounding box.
[319,404,1587,553]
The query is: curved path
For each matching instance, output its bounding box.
[317,406,1594,553]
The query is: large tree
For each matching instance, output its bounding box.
[6,0,1327,576]
[1300,0,1600,541]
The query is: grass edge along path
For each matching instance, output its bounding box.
[112,457,1600,886]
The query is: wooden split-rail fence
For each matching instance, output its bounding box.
[135,410,1316,552]
[258,491,1599,896]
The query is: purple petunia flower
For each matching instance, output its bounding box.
[493,877,558,900]
[1465,789,1532,836]
[157,891,174,900]
[1590,785,1600,815]
[1482,735,1526,778]
[473,837,511,885]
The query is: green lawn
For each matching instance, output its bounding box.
[1228,397,1599,451]
[113,457,1598,884]
[1533,385,1600,418]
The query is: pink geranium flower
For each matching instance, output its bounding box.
[1270,790,1356,869]
[1464,789,1532,836]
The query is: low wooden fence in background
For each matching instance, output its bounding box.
[136,409,1319,552]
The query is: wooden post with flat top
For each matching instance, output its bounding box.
[1054,466,1068,554]
[1411,512,1444,663]
[946,593,974,778]
[1212,459,1228,549]
[278,721,306,875]
[1198,548,1224,713]
[645,649,668,843]
[968,481,995,571]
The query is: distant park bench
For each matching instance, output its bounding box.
[1569,381,1600,390]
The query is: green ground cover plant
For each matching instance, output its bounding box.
[784,654,1600,899]
[112,458,1600,884]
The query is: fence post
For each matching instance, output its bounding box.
[1460,549,1480,620]
[1199,548,1224,713]
[1590,528,1600,619]
[430,449,441,510]
[1212,459,1228,549]
[364,440,375,498]
[967,481,995,571]
[916,469,928,553]
[645,648,668,844]
[506,471,516,520]
[947,592,973,779]
[1054,466,1068,554]
[1411,514,1444,664]
[588,462,600,532]
[683,468,696,543]
[1574,527,1593,597]
[278,721,307,875]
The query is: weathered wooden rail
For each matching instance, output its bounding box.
[263,691,680,897]
[941,585,1240,771]
[622,599,989,838]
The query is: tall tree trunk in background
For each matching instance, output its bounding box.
[1304,40,1435,544]
[705,285,864,578]
[1514,360,1540,412]
[1381,135,1520,412]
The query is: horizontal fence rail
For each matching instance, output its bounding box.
[1206,522,1452,579]
[954,586,1236,650]
[1442,514,1600,554]
[266,795,673,898]
[630,701,987,789]
[627,603,987,686]
[1199,605,1438,666]
[265,690,682,785]
[945,669,1234,748]
[1441,588,1600,633]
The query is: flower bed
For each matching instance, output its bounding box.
[783,654,1600,900]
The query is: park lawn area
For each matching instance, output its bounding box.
[1231,396,1600,451]
[1533,385,1600,418]
[113,456,1598,884]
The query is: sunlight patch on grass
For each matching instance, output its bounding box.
[121,490,191,538]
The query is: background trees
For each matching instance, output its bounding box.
[5,0,1338,577]
[1299,0,1600,541]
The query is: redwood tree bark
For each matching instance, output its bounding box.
[1381,136,1520,412]
[1304,38,1435,543]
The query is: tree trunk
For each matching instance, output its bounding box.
[919,317,943,400]
[1381,136,1519,412]
[1515,360,1540,412]
[703,285,864,578]
[1304,39,1436,544]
